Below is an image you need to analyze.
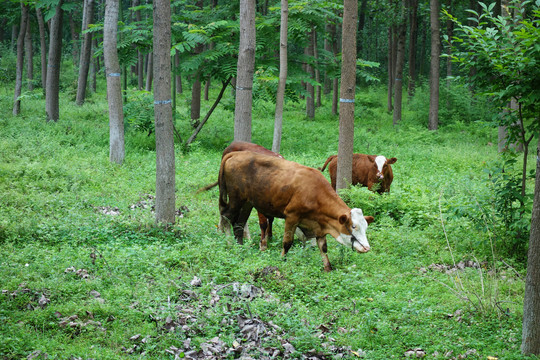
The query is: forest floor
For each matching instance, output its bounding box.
[0,83,536,359]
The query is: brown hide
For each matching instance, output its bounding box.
[320,154,397,194]
[218,151,373,271]
[198,141,282,249]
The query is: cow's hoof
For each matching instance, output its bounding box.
[260,244,267,251]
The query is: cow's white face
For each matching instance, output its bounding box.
[336,208,372,253]
[374,156,387,180]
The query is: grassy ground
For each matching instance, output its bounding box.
[0,82,535,359]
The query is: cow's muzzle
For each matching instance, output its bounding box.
[377,173,384,180]
[351,235,370,253]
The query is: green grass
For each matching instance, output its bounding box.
[0,79,535,359]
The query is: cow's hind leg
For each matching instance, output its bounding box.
[233,204,253,245]
[258,213,273,251]
[316,236,332,272]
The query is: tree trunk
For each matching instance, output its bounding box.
[191,72,202,124]
[104,0,125,164]
[69,13,79,65]
[153,0,176,225]
[135,0,144,90]
[521,135,540,356]
[45,0,64,122]
[76,0,95,106]
[272,0,288,153]
[175,52,182,93]
[428,0,440,130]
[323,22,332,95]
[13,3,29,116]
[407,0,418,97]
[357,0,368,54]
[387,26,394,112]
[234,0,256,142]
[91,36,98,92]
[446,0,453,93]
[393,1,407,126]
[145,52,153,91]
[330,23,339,116]
[36,7,47,95]
[336,0,357,191]
[312,28,321,108]
[24,18,33,91]
[305,31,315,119]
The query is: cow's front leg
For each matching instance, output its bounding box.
[281,219,298,257]
[316,236,332,272]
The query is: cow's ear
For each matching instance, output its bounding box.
[339,214,348,224]
[364,216,374,224]
[387,157,397,164]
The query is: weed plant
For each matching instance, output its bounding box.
[0,74,535,359]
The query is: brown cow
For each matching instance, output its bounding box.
[197,141,283,249]
[218,151,374,271]
[320,154,397,194]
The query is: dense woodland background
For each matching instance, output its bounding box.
[1,0,540,359]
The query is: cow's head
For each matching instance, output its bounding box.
[336,208,374,253]
[373,156,397,181]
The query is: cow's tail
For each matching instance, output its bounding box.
[218,153,233,210]
[195,181,219,194]
[319,155,336,172]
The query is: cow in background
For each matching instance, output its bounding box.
[218,151,374,271]
[197,141,283,249]
[320,154,397,194]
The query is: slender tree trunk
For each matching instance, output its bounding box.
[387,26,394,112]
[175,52,182,93]
[521,134,540,356]
[330,23,339,116]
[91,36,98,92]
[305,30,315,119]
[13,3,29,116]
[446,0,453,93]
[11,24,18,51]
[312,28,321,108]
[76,0,95,106]
[104,0,125,164]
[336,0,357,191]
[36,7,47,94]
[134,0,144,90]
[272,0,288,153]
[191,72,202,124]
[393,1,407,126]
[407,0,418,97]
[323,22,332,95]
[69,13,79,65]
[428,0,440,130]
[24,19,33,91]
[357,0,368,54]
[234,0,256,142]
[153,0,175,224]
[45,0,64,122]
[145,52,153,91]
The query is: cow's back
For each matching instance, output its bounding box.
[220,152,340,218]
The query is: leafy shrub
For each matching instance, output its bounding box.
[0,44,16,85]
[123,90,154,135]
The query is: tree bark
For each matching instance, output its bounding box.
[153,0,176,225]
[76,0,95,106]
[312,28,321,108]
[36,7,47,95]
[175,52,182,93]
[428,0,440,130]
[104,0,125,164]
[336,0,357,191]
[521,135,540,356]
[323,22,332,95]
[393,1,407,126]
[69,13,79,64]
[25,18,33,91]
[234,0,256,142]
[387,25,394,112]
[91,36,98,92]
[272,0,288,153]
[407,0,418,97]
[13,2,29,116]
[45,0,64,122]
[191,72,202,123]
[330,23,339,116]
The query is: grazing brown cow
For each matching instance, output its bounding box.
[197,141,283,249]
[218,151,374,271]
[320,154,397,194]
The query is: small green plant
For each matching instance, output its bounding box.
[123,90,155,135]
